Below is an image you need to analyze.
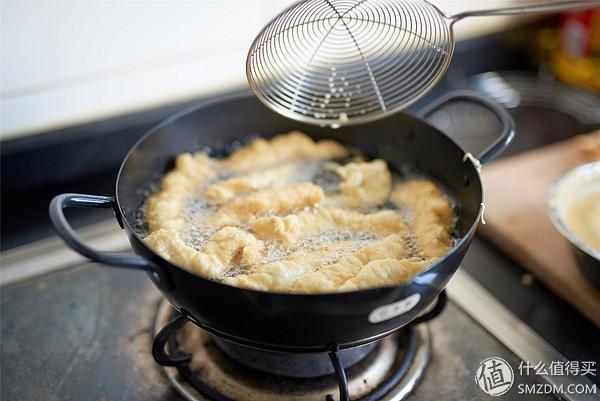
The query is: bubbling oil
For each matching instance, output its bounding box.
[170,155,455,279]
[140,134,459,289]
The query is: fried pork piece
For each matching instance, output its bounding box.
[289,234,408,293]
[390,179,453,258]
[146,153,216,232]
[204,162,299,204]
[223,241,357,291]
[337,258,432,291]
[325,159,392,209]
[221,131,347,172]
[249,208,406,246]
[206,183,325,228]
[144,226,263,278]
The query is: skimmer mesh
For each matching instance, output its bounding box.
[246,0,453,126]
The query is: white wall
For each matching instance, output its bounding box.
[1,0,519,140]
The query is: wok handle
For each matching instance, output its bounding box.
[418,90,515,165]
[49,193,167,283]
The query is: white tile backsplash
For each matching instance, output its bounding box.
[0,0,519,139]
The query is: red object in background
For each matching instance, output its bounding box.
[552,8,600,91]
[559,9,599,58]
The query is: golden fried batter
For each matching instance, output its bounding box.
[325,159,391,209]
[223,241,357,292]
[289,234,408,293]
[206,183,325,228]
[146,153,216,232]
[144,132,455,293]
[144,226,263,278]
[391,179,454,258]
[144,229,199,269]
[221,131,347,172]
[201,226,264,268]
[204,162,299,204]
[338,258,432,291]
[249,208,406,246]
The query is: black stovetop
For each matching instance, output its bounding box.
[0,261,553,401]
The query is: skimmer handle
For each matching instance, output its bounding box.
[450,0,600,22]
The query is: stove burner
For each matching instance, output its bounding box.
[153,300,433,401]
[212,337,377,379]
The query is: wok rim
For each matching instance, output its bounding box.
[115,90,483,298]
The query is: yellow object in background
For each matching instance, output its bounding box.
[552,9,600,92]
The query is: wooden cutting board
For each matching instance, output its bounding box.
[479,131,600,328]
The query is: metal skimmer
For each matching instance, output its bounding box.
[247,0,598,127]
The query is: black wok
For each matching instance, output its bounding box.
[50,90,514,353]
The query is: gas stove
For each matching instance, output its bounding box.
[154,300,431,401]
[3,224,597,401]
[3,72,600,401]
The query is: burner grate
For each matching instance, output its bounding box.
[151,293,446,401]
[171,327,421,401]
